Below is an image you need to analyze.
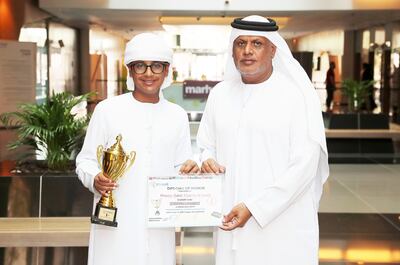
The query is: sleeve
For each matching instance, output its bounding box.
[244,96,321,228]
[174,112,192,170]
[196,89,217,163]
[75,103,108,194]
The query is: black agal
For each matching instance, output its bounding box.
[231,18,279,32]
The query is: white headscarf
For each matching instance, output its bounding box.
[124,32,173,91]
[227,15,329,201]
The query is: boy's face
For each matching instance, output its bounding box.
[129,61,169,98]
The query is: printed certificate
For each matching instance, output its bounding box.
[147,174,223,228]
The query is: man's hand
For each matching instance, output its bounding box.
[220,203,252,231]
[201,159,225,174]
[94,172,117,197]
[179,160,200,174]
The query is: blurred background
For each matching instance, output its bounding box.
[0,0,400,264]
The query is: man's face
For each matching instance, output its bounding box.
[232,35,276,84]
[129,60,169,98]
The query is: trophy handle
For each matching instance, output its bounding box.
[125,151,136,173]
[97,145,104,170]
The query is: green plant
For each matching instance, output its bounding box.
[341,79,375,112]
[0,92,91,170]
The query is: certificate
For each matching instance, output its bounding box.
[147,174,223,228]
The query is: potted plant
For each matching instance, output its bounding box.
[341,79,375,112]
[0,92,91,172]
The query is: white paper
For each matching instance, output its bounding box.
[147,174,223,228]
[0,40,36,114]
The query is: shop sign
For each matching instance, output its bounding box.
[183,80,219,99]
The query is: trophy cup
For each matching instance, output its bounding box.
[91,134,136,227]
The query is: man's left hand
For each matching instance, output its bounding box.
[179,160,200,174]
[220,203,252,231]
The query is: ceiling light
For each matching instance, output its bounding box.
[159,16,289,29]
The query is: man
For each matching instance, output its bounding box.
[197,15,329,265]
[361,63,376,111]
[325,61,336,111]
[76,32,199,265]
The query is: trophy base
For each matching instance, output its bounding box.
[91,203,118,227]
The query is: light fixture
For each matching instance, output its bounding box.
[159,16,290,29]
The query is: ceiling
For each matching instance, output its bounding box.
[42,8,400,40]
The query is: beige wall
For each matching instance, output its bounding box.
[295,30,344,55]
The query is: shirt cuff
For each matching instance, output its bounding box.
[200,149,216,163]
[243,196,266,228]
[76,165,101,195]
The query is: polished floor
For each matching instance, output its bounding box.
[0,164,399,265]
[179,164,400,265]
[320,164,400,214]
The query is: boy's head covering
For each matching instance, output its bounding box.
[124,32,173,91]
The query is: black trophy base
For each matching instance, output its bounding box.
[91,203,118,227]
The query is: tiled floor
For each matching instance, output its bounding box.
[180,163,400,265]
[320,164,400,214]
[1,163,399,264]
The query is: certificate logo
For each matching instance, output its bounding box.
[152,198,162,216]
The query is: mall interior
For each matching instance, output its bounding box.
[0,0,400,264]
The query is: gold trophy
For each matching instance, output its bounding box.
[91,134,136,227]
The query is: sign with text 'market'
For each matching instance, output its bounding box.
[182,80,220,99]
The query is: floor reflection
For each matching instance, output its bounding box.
[179,229,214,265]
[0,164,399,265]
